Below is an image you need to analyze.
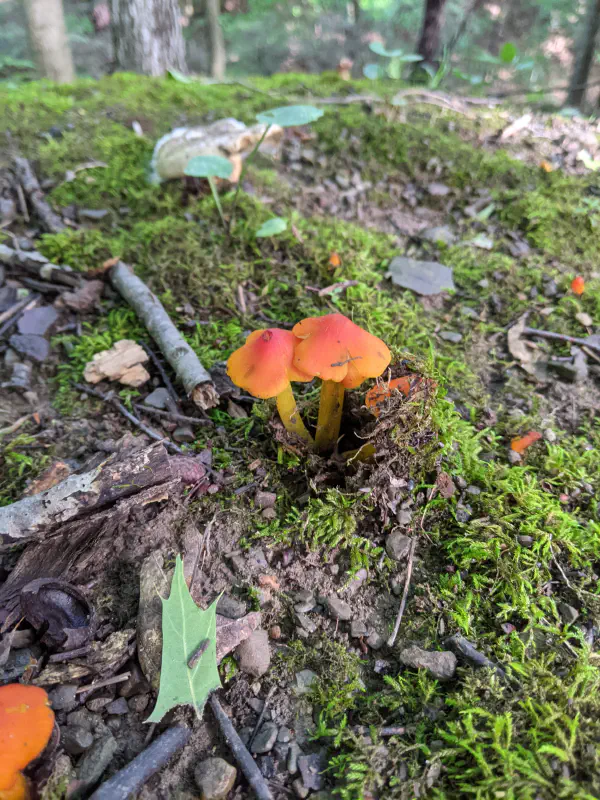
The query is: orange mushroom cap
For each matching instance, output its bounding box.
[226,328,312,400]
[292,314,391,389]
[571,276,585,296]
[0,684,55,794]
[365,376,412,417]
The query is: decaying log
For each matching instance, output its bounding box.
[110,261,219,410]
[0,443,202,547]
[12,156,66,233]
[0,243,80,287]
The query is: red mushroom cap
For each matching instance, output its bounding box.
[292,314,391,389]
[226,328,312,400]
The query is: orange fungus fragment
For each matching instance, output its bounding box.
[510,431,542,454]
[571,276,585,295]
[365,376,413,417]
[329,252,341,268]
[0,684,54,795]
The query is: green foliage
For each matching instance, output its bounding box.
[185,155,233,179]
[0,433,49,507]
[255,216,288,237]
[256,104,324,127]
[147,555,220,722]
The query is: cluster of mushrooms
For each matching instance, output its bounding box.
[227,313,400,453]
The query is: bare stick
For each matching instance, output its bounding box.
[75,672,131,696]
[110,262,218,410]
[387,538,416,647]
[0,242,79,287]
[140,343,180,406]
[89,726,191,800]
[133,404,213,427]
[522,327,600,353]
[0,293,39,330]
[12,156,65,233]
[353,725,407,738]
[247,685,276,749]
[74,383,184,455]
[209,694,274,800]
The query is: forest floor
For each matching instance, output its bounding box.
[1,72,600,800]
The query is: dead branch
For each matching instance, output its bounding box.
[523,326,600,353]
[12,156,66,233]
[110,261,219,410]
[0,243,80,287]
[387,538,416,647]
[0,443,181,547]
[133,403,213,428]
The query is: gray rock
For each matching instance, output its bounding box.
[17,306,58,336]
[508,450,522,465]
[255,491,276,509]
[478,278,489,289]
[119,661,149,697]
[346,567,368,594]
[543,429,557,443]
[397,509,413,526]
[517,535,534,548]
[194,757,237,800]
[137,553,171,690]
[296,612,317,634]
[439,331,462,343]
[294,590,316,613]
[460,305,479,319]
[399,645,457,680]
[62,725,94,755]
[278,726,292,743]
[144,387,171,409]
[298,752,326,791]
[386,256,455,296]
[287,742,302,774]
[128,694,149,713]
[236,629,270,677]
[295,669,318,694]
[558,602,580,624]
[465,485,481,496]
[543,278,558,298]
[250,722,278,754]
[350,620,368,638]
[421,225,457,246]
[427,182,451,197]
[80,208,109,221]
[48,683,78,711]
[105,697,129,715]
[86,694,114,712]
[326,596,352,621]
[66,709,109,737]
[366,631,384,650]
[258,755,276,779]
[77,733,118,786]
[173,426,195,443]
[293,778,309,798]
[9,333,49,362]
[217,594,247,620]
[386,532,412,561]
[261,507,277,520]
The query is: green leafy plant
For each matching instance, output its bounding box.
[256,216,288,237]
[364,41,422,81]
[146,555,221,722]
[184,154,233,228]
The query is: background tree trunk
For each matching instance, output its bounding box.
[111,0,187,77]
[206,0,226,79]
[23,0,75,83]
[416,0,449,65]
[567,0,600,108]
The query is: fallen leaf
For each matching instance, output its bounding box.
[511,431,542,454]
[146,556,220,723]
[576,311,593,327]
[571,276,585,295]
[507,316,547,378]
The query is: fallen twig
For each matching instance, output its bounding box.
[444,634,507,679]
[110,261,218,410]
[133,403,213,428]
[522,326,600,354]
[12,156,65,233]
[0,293,39,332]
[74,383,184,454]
[0,242,80,287]
[89,725,191,800]
[353,725,407,738]
[0,416,31,437]
[387,538,416,647]
[247,685,276,749]
[140,342,180,407]
[75,671,131,696]
[209,693,274,800]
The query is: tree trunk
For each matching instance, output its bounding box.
[416,0,449,65]
[206,0,226,79]
[110,0,187,77]
[23,0,75,83]
[567,0,600,108]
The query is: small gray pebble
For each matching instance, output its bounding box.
[277,726,292,743]
[250,722,278,754]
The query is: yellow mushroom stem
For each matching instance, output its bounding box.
[315,380,345,453]
[275,384,314,445]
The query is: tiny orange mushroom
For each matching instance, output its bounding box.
[227,328,314,444]
[365,376,414,417]
[292,314,391,452]
[0,684,55,800]
[571,276,585,296]
[510,431,542,455]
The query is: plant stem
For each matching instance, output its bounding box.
[315,380,344,453]
[208,176,226,229]
[228,123,271,233]
[276,384,314,445]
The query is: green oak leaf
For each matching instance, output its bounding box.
[146,555,221,723]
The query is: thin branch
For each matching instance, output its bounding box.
[387,538,416,647]
[522,327,600,353]
[133,404,213,427]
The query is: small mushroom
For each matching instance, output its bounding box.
[292,314,391,452]
[0,684,55,800]
[226,328,314,444]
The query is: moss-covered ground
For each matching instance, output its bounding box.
[1,74,600,799]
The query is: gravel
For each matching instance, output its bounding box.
[399,645,457,680]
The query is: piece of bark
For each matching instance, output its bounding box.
[57,280,104,311]
[216,611,261,663]
[110,262,218,409]
[0,243,79,288]
[83,339,150,387]
[23,461,72,496]
[12,156,66,233]
[0,443,174,546]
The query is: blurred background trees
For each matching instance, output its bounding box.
[2,0,599,110]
